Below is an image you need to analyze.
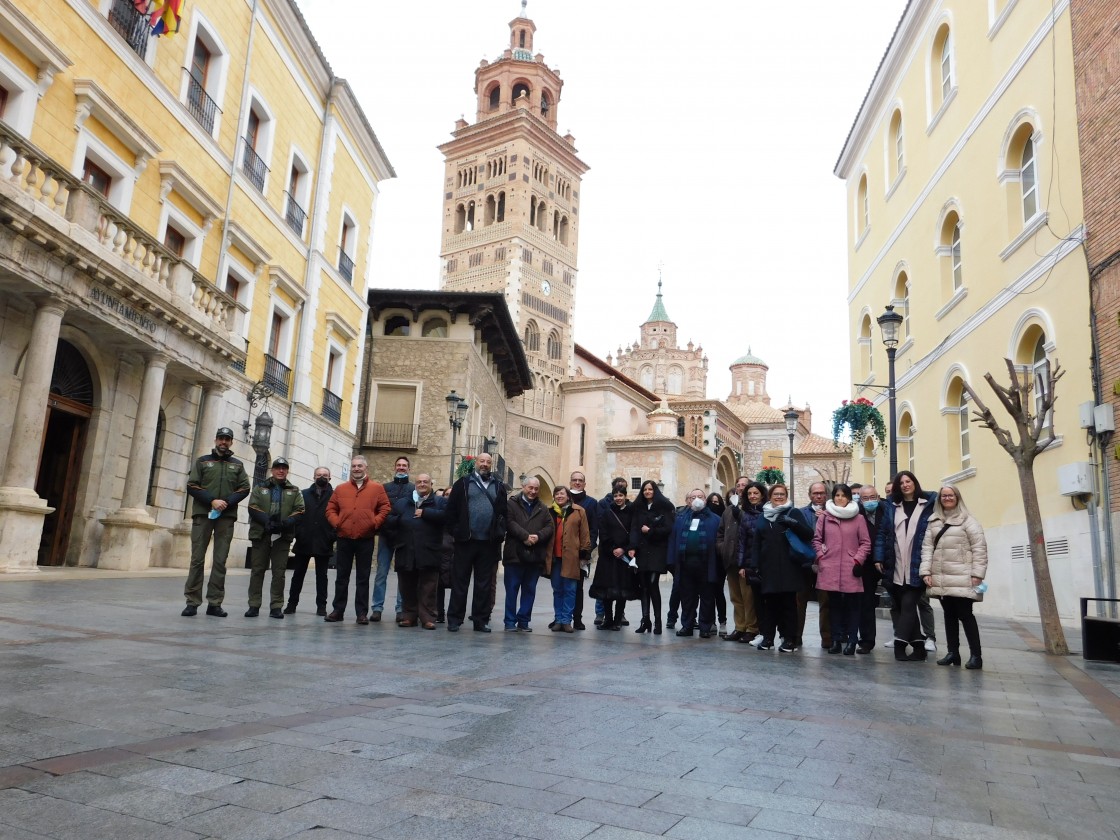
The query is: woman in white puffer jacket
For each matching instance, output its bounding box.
[919,486,988,669]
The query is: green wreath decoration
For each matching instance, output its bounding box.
[831,397,887,450]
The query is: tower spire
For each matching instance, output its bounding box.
[520,0,528,17]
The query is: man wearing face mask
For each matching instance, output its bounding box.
[796,482,832,649]
[371,456,414,622]
[285,467,336,616]
[667,489,722,638]
[444,452,508,632]
[856,484,884,653]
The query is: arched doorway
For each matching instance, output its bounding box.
[36,340,94,566]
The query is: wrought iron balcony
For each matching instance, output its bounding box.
[321,388,342,425]
[185,72,219,135]
[338,250,354,282]
[263,353,291,399]
[284,192,307,237]
[362,422,419,449]
[241,140,268,192]
[108,0,149,58]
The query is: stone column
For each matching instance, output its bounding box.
[196,382,225,449]
[0,300,66,572]
[98,353,168,571]
[168,381,224,569]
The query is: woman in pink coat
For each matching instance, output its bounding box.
[812,483,871,655]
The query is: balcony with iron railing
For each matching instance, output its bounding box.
[362,422,419,449]
[108,0,149,58]
[185,72,220,135]
[338,249,354,282]
[284,192,307,237]
[263,353,291,399]
[321,388,342,425]
[241,139,268,192]
[0,123,246,366]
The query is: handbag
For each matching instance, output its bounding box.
[784,527,816,562]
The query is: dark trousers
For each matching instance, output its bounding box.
[601,599,626,625]
[678,563,715,631]
[573,574,586,622]
[248,537,291,609]
[887,583,926,643]
[639,571,662,621]
[857,571,880,645]
[826,591,862,644]
[448,540,500,627]
[287,552,329,609]
[714,584,726,624]
[891,589,936,640]
[941,596,981,656]
[398,568,439,625]
[759,591,797,644]
[667,570,681,622]
[333,537,374,617]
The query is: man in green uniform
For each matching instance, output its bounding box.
[245,458,304,618]
[182,427,250,617]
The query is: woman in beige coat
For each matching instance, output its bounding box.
[919,486,988,669]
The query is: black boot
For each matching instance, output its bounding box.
[653,617,663,635]
[894,640,910,662]
[937,651,961,666]
[965,654,983,670]
[908,640,928,661]
[635,617,652,634]
[827,641,843,654]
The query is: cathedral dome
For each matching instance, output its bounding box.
[731,347,767,368]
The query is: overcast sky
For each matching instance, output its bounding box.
[297,0,907,434]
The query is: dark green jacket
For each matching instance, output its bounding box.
[246,477,305,540]
[187,449,250,519]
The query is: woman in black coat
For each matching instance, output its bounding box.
[750,483,815,652]
[590,487,639,630]
[628,480,674,635]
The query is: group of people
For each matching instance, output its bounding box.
[180,428,988,667]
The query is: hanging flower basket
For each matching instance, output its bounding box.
[455,455,476,479]
[831,397,887,450]
[756,467,785,485]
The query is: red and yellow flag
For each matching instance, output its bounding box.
[133,1,183,37]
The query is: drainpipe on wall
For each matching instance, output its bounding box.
[1089,255,1118,606]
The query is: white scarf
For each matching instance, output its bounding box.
[762,501,792,522]
[825,499,860,520]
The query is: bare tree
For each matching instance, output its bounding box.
[961,357,1068,655]
[813,460,852,486]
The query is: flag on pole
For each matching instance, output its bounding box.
[132,1,183,37]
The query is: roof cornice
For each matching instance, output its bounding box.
[439,109,589,175]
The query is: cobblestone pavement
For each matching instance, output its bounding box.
[0,569,1119,840]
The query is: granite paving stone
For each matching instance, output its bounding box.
[0,574,1117,840]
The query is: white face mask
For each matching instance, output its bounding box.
[728,494,740,507]
[690,497,706,512]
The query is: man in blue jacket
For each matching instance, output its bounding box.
[667,488,722,638]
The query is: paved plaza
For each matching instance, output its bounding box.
[0,569,1118,840]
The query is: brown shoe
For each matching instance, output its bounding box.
[324,610,343,622]
[560,623,575,633]
[356,614,369,625]
[370,611,382,622]
[397,619,416,628]
[422,622,436,630]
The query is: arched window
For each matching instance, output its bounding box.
[1021,135,1038,221]
[859,313,873,380]
[558,215,569,245]
[454,203,465,234]
[496,191,506,223]
[894,271,910,341]
[1016,326,1053,435]
[856,173,869,238]
[484,194,496,226]
[546,330,561,360]
[524,320,540,352]
[899,410,915,475]
[667,366,683,394]
[529,196,537,227]
[945,375,970,471]
[640,365,654,390]
[951,222,962,290]
[384,316,410,336]
[512,82,530,103]
[488,84,501,111]
[888,109,904,183]
[421,318,448,337]
[931,23,955,112]
[937,206,963,299]
[862,437,876,488]
[541,90,551,118]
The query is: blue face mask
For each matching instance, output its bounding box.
[863,500,879,512]
[395,472,409,481]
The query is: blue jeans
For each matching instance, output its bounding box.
[371,537,403,614]
[504,564,540,629]
[551,564,578,624]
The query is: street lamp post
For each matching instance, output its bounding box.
[877,304,904,482]
[784,408,799,506]
[445,390,468,485]
[251,410,273,487]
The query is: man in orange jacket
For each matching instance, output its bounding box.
[325,455,390,624]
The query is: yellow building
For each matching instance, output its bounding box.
[0,0,393,571]
[835,0,1094,620]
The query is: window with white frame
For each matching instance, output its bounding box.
[264,303,294,398]
[241,95,273,193]
[0,53,39,136]
[856,173,869,237]
[285,151,311,237]
[931,23,955,113]
[182,15,228,137]
[368,383,420,448]
[338,211,357,282]
[1021,135,1038,221]
[158,204,203,268]
[76,134,134,211]
[887,109,904,184]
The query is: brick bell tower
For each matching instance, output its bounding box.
[438,2,588,477]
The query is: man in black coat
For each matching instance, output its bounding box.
[393,473,447,629]
[796,482,832,649]
[444,452,508,632]
[856,484,885,653]
[568,471,599,630]
[285,466,336,616]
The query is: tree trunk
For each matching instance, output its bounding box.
[1017,458,1069,654]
